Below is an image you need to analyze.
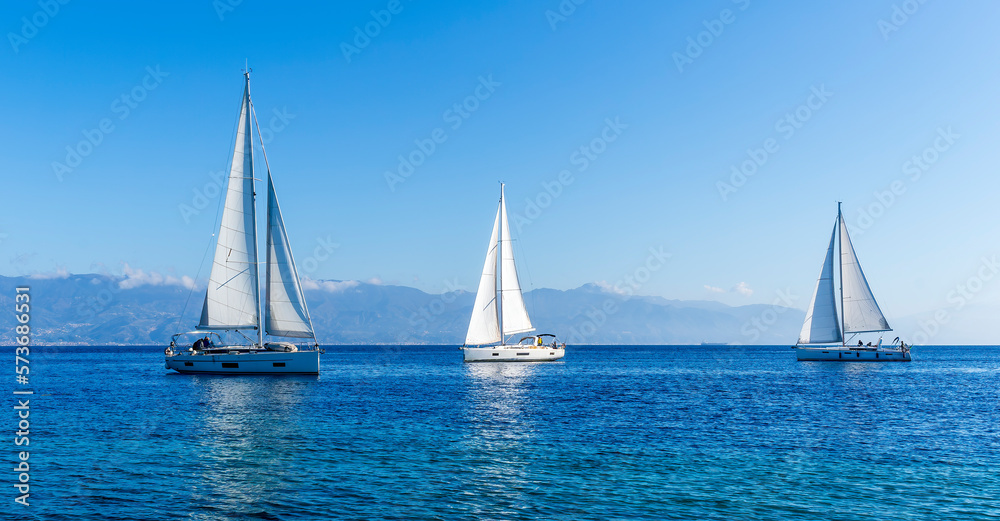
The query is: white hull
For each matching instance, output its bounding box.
[463,346,565,362]
[165,348,320,374]
[795,346,911,362]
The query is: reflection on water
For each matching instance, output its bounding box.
[30,346,1000,519]
[187,375,316,515]
[460,363,545,516]
[464,362,538,441]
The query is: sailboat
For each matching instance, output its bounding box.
[794,203,911,361]
[165,71,322,374]
[461,184,566,362]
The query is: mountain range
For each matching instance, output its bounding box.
[0,274,805,346]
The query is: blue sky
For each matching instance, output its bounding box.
[2,0,1000,324]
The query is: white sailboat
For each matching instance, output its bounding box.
[461,184,565,362]
[165,71,322,374]
[794,203,911,361]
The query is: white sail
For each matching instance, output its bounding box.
[798,223,842,344]
[465,206,501,345]
[264,174,314,338]
[498,186,534,337]
[839,214,890,333]
[199,77,260,330]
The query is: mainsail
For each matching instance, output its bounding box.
[839,213,890,333]
[498,186,533,336]
[199,76,260,330]
[465,206,501,345]
[264,173,315,338]
[798,222,842,344]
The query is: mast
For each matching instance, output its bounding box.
[496,183,504,344]
[837,202,844,347]
[245,69,263,348]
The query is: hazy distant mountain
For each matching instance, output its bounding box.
[0,274,804,346]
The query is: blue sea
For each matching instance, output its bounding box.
[13,345,1000,520]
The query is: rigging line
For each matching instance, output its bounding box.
[249,89,318,346]
[208,86,245,246]
[512,227,536,318]
[250,100,274,177]
[176,232,216,333]
[175,84,244,333]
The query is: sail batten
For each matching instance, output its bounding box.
[798,222,842,344]
[198,77,260,330]
[264,173,315,339]
[839,214,891,334]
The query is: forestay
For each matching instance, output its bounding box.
[839,215,890,333]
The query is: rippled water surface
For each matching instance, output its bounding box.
[19,345,1000,519]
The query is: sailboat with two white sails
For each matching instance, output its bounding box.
[165,71,321,374]
[461,184,565,362]
[794,203,911,361]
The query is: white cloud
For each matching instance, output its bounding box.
[366,277,383,285]
[118,263,196,290]
[733,282,753,297]
[593,280,627,295]
[301,278,360,292]
[704,282,754,297]
[28,268,70,279]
